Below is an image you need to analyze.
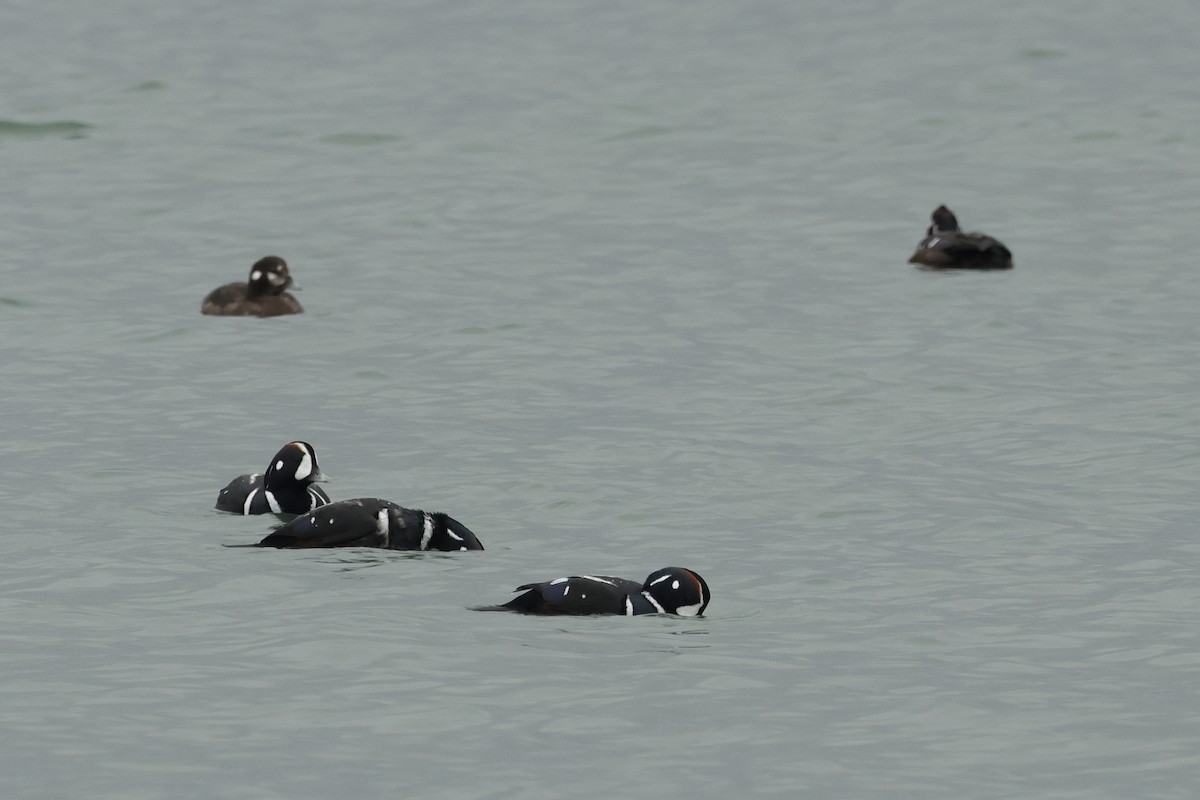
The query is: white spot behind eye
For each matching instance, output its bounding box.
[672,580,680,590]
[250,271,263,281]
[275,460,284,471]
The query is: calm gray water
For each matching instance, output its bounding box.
[3,0,1200,797]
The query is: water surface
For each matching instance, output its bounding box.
[2,1,1200,798]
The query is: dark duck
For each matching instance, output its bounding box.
[478,567,710,616]
[201,255,304,316]
[215,441,331,515]
[254,497,484,551]
[908,206,1012,270]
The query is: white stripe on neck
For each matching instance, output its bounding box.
[640,591,665,614]
[243,488,259,515]
[420,513,434,550]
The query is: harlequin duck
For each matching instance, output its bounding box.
[215,441,331,515]
[254,497,484,551]
[908,205,1012,270]
[201,256,304,316]
[477,567,710,616]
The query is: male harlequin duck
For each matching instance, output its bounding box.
[908,205,1012,270]
[254,497,484,551]
[201,256,304,316]
[215,441,331,515]
[477,567,710,616]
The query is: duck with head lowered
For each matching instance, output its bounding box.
[476,567,710,616]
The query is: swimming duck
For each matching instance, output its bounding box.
[908,206,1012,270]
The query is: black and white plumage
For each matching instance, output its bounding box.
[908,205,1012,270]
[479,567,710,616]
[201,255,304,316]
[215,441,331,515]
[254,497,484,551]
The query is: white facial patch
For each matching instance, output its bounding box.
[267,269,288,286]
[293,449,313,481]
[674,601,703,617]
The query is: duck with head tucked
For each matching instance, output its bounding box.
[908,206,1012,270]
[254,497,484,552]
